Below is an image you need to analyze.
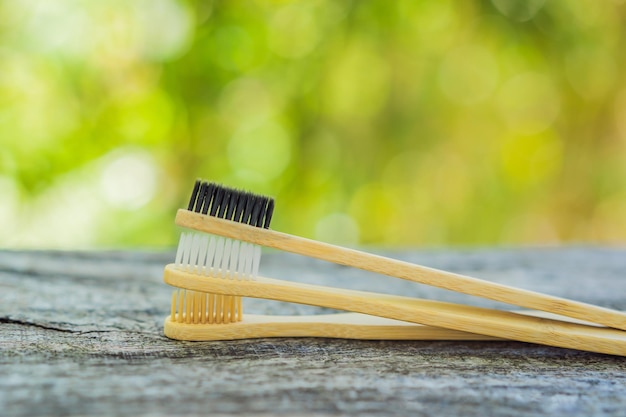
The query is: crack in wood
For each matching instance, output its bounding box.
[0,317,76,333]
[0,317,163,338]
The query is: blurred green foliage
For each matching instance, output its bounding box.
[1,0,626,248]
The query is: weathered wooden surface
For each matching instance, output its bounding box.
[1,247,626,417]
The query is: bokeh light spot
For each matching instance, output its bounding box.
[565,46,617,101]
[500,130,563,188]
[315,212,360,246]
[438,44,499,105]
[491,0,546,22]
[324,40,390,121]
[228,120,292,181]
[212,26,258,71]
[134,0,194,61]
[0,55,79,148]
[218,78,278,129]
[99,148,159,210]
[115,89,174,143]
[398,0,454,37]
[269,2,322,59]
[17,1,91,57]
[498,72,560,135]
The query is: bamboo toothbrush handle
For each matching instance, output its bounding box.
[164,312,505,341]
[164,311,598,342]
[164,265,626,356]
[176,209,626,331]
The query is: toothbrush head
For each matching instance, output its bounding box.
[175,179,275,280]
[187,179,275,229]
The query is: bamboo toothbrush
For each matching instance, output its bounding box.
[163,180,626,356]
[164,288,508,342]
[164,286,602,342]
[174,180,626,332]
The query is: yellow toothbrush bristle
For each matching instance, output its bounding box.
[170,289,241,324]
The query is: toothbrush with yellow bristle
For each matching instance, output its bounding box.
[163,180,626,355]
[165,288,512,341]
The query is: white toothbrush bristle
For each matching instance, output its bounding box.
[205,236,217,276]
[221,239,232,277]
[173,231,263,280]
[252,245,261,280]
[182,232,193,270]
[214,237,225,276]
[243,243,254,279]
[237,242,248,278]
[230,240,240,279]
[196,234,209,274]
[175,232,187,266]
[189,233,202,272]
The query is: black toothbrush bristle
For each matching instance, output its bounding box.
[233,193,245,223]
[225,191,237,220]
[249,196,262,227]
[255,198,266,228]
[201,183,215,214]
[264,200,274,229]
[185,180,275,228]
[218,190,230,218]
[211,187,223,217]
[187,179,201,211]
[242,193,255,225]
[194,182,207,213]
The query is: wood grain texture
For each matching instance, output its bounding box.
[2,248,626,417]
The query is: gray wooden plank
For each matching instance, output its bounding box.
[1,248,626,417]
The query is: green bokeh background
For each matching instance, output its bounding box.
[1,0,626,249]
